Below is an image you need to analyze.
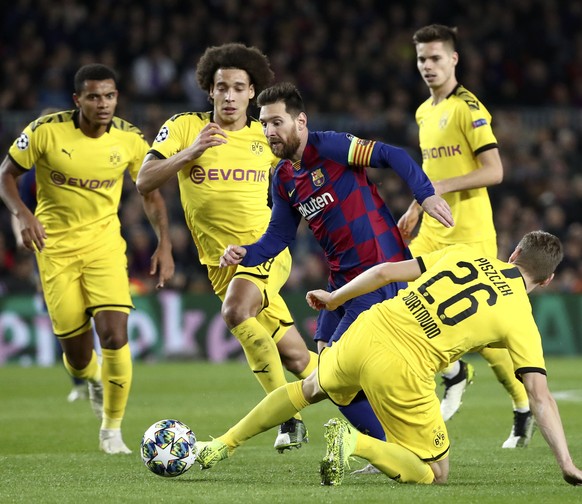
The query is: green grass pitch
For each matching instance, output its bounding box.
[1,356,581,503]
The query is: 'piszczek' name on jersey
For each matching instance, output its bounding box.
[473,257,514,296]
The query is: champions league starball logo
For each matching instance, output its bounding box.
[155,126,169,143]
[16,132,30,150]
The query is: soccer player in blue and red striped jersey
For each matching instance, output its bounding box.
[221,82,453,442]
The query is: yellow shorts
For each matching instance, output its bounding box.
[36,242,133,338]
[318,308,449,462]
[207,248,294,344]
[409,233,497,258]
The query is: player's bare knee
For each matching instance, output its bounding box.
[280,353,308,375]
[65,352,91,370]
[221,301,253,329]
[277,344,309,374]
[97,328,128,350]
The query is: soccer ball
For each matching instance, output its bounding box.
[141,419,197,477]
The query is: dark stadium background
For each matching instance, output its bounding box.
[0,1,580,358]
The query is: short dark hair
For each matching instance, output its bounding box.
[256,82,306,118]
[74,64,117,94]
[413,24,458,50]
[514,231,563,283]
[196,43,274,102]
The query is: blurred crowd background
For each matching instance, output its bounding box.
[1,0,581,295]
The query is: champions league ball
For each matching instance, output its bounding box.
[141,419,197,477]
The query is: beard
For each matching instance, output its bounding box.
[270,130,301,160]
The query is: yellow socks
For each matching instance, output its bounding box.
[220,381,308,448]
[231,318,288,393]
[100,344,132,430]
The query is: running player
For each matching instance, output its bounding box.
[220,82,453,441]
[136,44,318,452]
[197,231,582,488]
[0,64,174,454]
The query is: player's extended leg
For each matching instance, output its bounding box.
[93,309,132,455]
[222,277,312,451]
[479,347,534,448]
[196,377,323,469]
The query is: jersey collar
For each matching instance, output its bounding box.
[447,83,462,99]
[72,109,113,133]
[209,111,252,128]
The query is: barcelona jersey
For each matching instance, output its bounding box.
[242,131,435,288]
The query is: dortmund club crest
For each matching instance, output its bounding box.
[439,113,448,130]
[250,141,264,156]
[109,150,121,166]
[311,168,325,187]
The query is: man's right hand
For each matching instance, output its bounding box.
[18,209,46,252]
[220,245,247,267]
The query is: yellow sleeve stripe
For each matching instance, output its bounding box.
[348,138,376,166]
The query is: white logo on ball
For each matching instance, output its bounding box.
[16,133,29,150]
[155,126,169,143]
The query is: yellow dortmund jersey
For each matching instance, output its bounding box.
[9,110,149,255]
[369,244,545,380]
[416,85,498,243]
[150,112,278,266]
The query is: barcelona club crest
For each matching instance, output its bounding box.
[311,168,325,187]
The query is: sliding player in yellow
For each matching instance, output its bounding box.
[0,64,174,454]
[398,24,532,448]
[195,231,582,488]
[136,43,317,451]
